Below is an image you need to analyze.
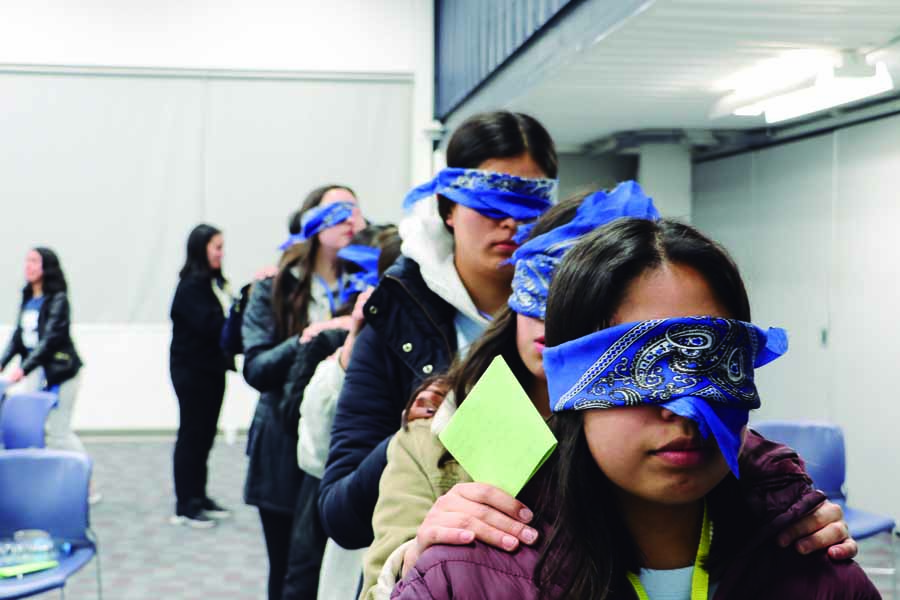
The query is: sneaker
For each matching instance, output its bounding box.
[201,497,232,520]
[170,509,217,529]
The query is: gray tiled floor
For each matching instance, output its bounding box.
[35,435,268,600]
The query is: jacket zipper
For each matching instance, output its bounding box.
[383,274,454,358]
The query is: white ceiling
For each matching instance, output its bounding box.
[507,0,900,150]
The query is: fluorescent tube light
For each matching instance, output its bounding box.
[731,61,893,124]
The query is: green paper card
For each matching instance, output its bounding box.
[439,355,557,497]
[0,560,59,578]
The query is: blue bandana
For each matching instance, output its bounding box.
[543,317,788,476]
[403,168,557,221]
[337,245,381,305]
[279,202,356,249]
[508,181,660,320]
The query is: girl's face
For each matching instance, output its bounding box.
[582,262,739,506]
[317,188,365,252]
[446,153,547,282]
[516,313,546,380]
[24,250,43,284]
[206,234,224,271]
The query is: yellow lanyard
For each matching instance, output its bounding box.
[626,502,712,600]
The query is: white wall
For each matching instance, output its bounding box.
[0,0,435,182]
[0,1,434,432]
[0,0,419,73]
[693,115,900,522]
[638,144,693,221]
[557,153,638,200]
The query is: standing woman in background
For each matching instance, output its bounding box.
[1,247,85,453]
[169,224,235,528]
[242,184,364,600]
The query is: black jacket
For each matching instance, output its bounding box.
[169,275,234,374]
[318,256,457,548]
[0,292,83,386]
[279,328,348,437]
[242,276,306,514]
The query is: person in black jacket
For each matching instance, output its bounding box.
[318,111,560,549]
[169,224,235,528]
[1,247,84,454]
[279,224,398,600]
[242,184,365,600]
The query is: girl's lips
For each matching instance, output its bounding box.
[492,241,519,254]
[534,337,545,353]
[651,448,711,468]
[650,437,713,467]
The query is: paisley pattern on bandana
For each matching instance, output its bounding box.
[279,201,357,249]
[508,239,579,320]
[337,244,381,305]
[552,318,773,411]
[447,169,558,200]
[544,316,788,476]
[403,168,557,221]
[508,181,659,320]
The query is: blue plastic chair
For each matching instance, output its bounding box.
[754,420,896,591]
[753,420,896,538]
[0,450,101,599]
[0,392,58,449]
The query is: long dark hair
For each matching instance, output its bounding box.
[404,194,585,425]
[438,111,558,229]
[23,247,67,302]
[179,224,223,282]
[272,184,356,340]
[535,218,752,598]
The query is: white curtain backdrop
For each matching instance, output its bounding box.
[0,70,412,323]
[0,69,412,432]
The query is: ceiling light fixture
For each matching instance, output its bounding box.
[712,51,895,124]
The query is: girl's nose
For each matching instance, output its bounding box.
[659,407,698,431]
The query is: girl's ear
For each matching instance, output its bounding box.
[445,203,457,229]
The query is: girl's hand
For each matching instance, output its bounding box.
[401,380,448,426]
[299,316,354,344]
[349,288,374,335]
[253,265,278,281]
[6,367,24,383]
[337,289,374,369]
[776,500,858,560]
[402,482,539,576]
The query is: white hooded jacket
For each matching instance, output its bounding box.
[398,195,492,331]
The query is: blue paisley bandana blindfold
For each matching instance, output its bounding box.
[279,201,356,249]
[508,181,660,320]
[403,168,558,221]
[543,317,788,476]
[337,245,381,305]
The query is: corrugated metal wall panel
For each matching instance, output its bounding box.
[435,0,579,119]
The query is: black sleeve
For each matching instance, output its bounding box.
[317,325,405,549]
[278,329,348,435]
[21,294,70,374]
[170,278,226,344]
[241,279,298,393]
